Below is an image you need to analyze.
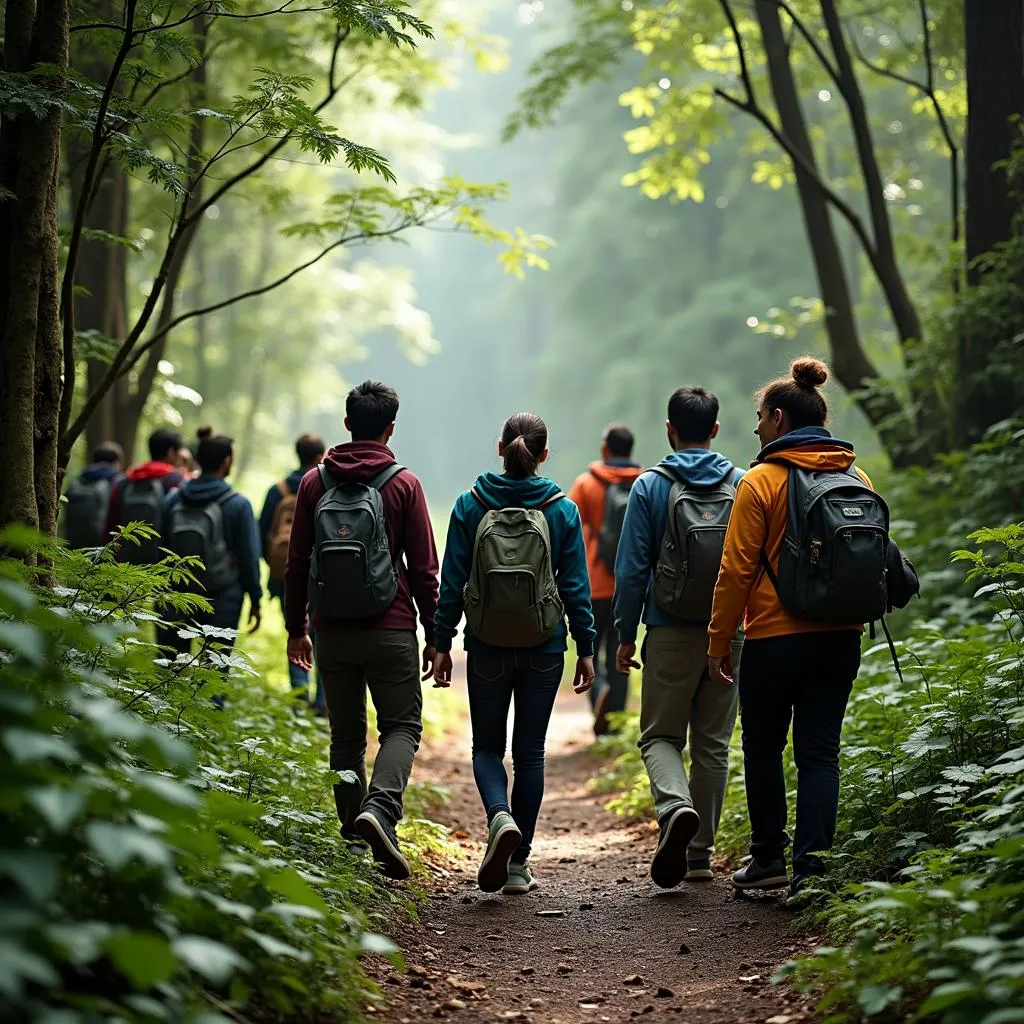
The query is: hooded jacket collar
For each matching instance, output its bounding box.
[588,460,644,485]
[756,426,858,472]
[656,448,737,488]
[472,471,562,510]
[179,474,231,504]
[322,441,397,484]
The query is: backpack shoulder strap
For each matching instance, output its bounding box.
[276,479,290,498]
[539,491,566,510]
[649,465,685,488]
[470,487,494,511]
[214,490,235,508]
[369,463,405,492]
[317,464,335,491]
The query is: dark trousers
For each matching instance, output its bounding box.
[317,629,422,828]
[590,597,629,715]
[467,649,563,864]
[739,631,861,882]
[158,585,245,656]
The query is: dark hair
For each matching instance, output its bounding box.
[196,434,234,473]
[603,423,635,458]
[667,387,720,442]
[346,381,399,441]
[148,428,184,462]
[760,357,829,429]
[296,433,326,467]
[92,441,124,465]
[501,412,547,480]
[196,425,213,442]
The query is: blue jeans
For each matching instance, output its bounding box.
[466,649,563,864]
[739,631,861,882]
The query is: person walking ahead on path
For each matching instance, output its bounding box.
[614,388,744,889]
[61,441,124,549]
[432,412,597,897]
[709,358,882,897]
[161,433,263,656]
[285,381,439,881]
[568,424,643,736]
[259,433,327,712]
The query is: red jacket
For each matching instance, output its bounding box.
[284,441,439,641]
[104,461,184,541]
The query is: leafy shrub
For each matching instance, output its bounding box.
[0,528,432,1023]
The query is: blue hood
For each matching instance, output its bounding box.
[472,472,563,510]
[178,474,231,504]
[756,426,854,464]
[81,464,121,483]
[658,448,737,487]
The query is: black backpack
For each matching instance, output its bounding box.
[165,492,238,594]
[651,466,738,623]
[63,475,113,549]
[121,479,167,564]
[593,472,634,572]
[762,465,890,624]
[308,464,404,618]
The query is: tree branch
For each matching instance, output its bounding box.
[717,0,758,106]
[768,0,840,82]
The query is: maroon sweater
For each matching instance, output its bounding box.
[284,441,439,641]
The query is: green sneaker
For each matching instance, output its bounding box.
[477,812,522,893]
[503,861,538,895]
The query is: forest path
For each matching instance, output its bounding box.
[371,672,819,1024]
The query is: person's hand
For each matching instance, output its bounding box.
[709,655,734,688]
[617,642,641,675]
[432,652,453,689]
[248,605,262,635]
[573,656,596,695]
[288,635,314,671]
[422,644,438,682]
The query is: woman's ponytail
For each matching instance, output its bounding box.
[501,413,548,480]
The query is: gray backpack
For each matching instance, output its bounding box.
[63,476,112,549]
[651,466,738,623]
[121,479,166,564]
[761,466,889,624]
[308,464,403,618]
[166,493,238,594]
[463,490,565,647]
[594,472,634,571]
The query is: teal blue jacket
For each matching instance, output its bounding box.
[434,472,597,657]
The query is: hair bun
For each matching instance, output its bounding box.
[196,425,213,441]
[791,357,828,389]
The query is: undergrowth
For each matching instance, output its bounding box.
[0,525,450,1024]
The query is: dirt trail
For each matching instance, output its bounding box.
[374,680,818,1024]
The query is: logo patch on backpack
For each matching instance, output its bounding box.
[702,510,715,521]
[337,524,352,537]
[842,507,865,517]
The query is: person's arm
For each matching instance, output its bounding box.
[284,475,316,638]
[104,478,124,541]
[401,474,440,645]
[434,496,473,654]
[234,497,263,609]
[612,478,654,645]
[554,500,596,658]
[257,483,280,562]
[708,476,769,658]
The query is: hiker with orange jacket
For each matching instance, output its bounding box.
[568,424,643,735]
[259,433,326,710]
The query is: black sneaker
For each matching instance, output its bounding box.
[355,809,411,880]
[650,806,700,889]
[684,857,714,882]
[731,858,790,891]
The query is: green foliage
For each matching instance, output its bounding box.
[0,529,440,1022]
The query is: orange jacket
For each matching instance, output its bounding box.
[568,461,644,600]
[707,442,872,657]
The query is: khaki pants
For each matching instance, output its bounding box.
[317,629,423,828]
[639,624,742,857]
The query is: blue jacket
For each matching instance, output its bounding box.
[613,449,744,644]
[164,475,263,606]
[434,472,597,657]
[257,467,307,600]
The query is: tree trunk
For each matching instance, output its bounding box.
[0,0,70,534]
[755,0,914,465]
[961,0,1024,443]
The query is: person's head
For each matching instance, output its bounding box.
[148,427,184,464]
[92,441,124,469]
[601,423,635,461]
[666,387,720,450]
[196,432,234,478]
[499,412,549,479]
[175,446,196,473]
[756,357,829,448]
[296,432,327,468]
[345,381,399,443]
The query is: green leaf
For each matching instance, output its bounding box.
[919,981,978,1014]
[264,868,328,912]
[86,822,173,870]
[857,984,902,1016]
[0,850,58,903]
[172,936,248,985]
[46,921,111,966]
[0,938,60,997]
[28,787,86,832]
[0,621,45,664]
[980,1011,1024,1024]
[359,932,397,955]
[105,931,177,989]
[243,928,311,962]
[3,728,79,765]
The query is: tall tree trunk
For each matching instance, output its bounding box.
[754,0,914,465]
[0,0,70,534]
[961,0,1024,444]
